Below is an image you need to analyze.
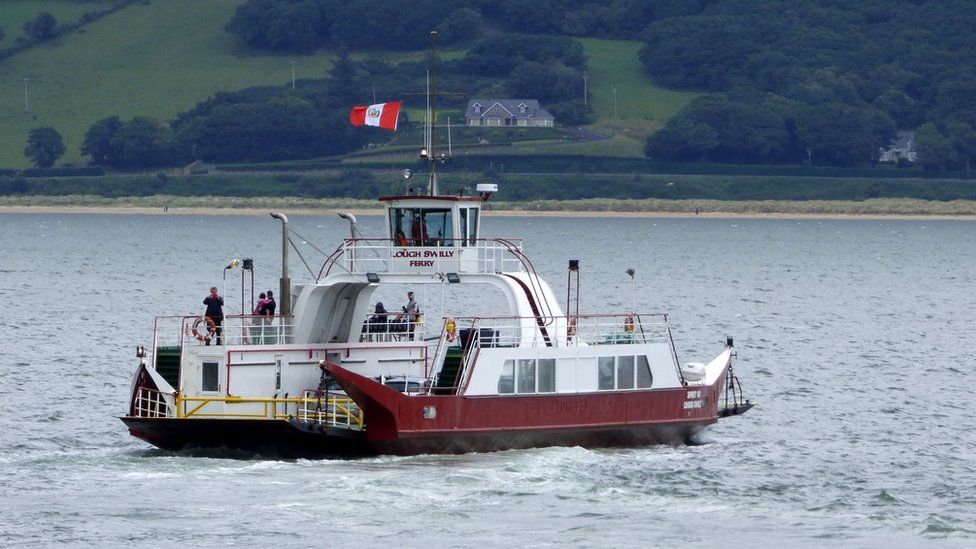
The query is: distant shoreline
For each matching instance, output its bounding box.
[2,195,976,220]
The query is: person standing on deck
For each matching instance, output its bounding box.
[395,291,421,340]
[203,286,224,345]
[262,290,277,344]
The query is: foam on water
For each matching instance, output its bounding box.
[1,212,975,547]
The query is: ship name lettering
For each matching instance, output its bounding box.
[410,260,435,267]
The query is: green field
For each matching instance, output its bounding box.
[579,38,699,122]
[0,0,114,43]
[0,0,337,168]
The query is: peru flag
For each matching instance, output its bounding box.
[349,101,401,130]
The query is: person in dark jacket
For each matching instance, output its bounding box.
[203,286,224,345]
[260,290,277,344]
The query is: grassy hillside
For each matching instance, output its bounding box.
[0,3,695,169]
[579,38,699,122]
[0,0,114,44]
[0,0,335,168]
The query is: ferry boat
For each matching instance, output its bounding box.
[120,32,752,456]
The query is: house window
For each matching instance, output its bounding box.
[498,360,515,393]
[519,103,527,113]
[473,103,481,113]
[202,362,219,392]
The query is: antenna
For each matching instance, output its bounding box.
[447,116,452,158]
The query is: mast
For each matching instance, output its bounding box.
[428,30,438,196]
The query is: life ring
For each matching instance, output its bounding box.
[445,317,457,342]
[624,315,635,333]
[192,317,216,342]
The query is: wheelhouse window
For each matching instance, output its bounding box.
[389,208,453,246]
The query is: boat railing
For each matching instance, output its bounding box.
[152,314,295,351]
[297,390,365,430]
[133,386,176,418]
[318,238,526,279]
[444,313,672,349]
[358,312,427,343]
[133,391,359,425]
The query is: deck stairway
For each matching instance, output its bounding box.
[154,346,181,388]
[434,347,465,395]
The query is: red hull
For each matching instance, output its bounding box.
[326,363,729,455]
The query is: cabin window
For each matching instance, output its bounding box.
[537,359,556,393]
[459,208,468,246]
[637,355,653,388]
[517,359,535,393]
[202,362,219,392]
[598,357,615,390]
[616,355,635,389]
[498,360,515,393]
[389,208,453,246]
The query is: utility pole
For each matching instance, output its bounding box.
[612,83,618,118]
[22,77,31,113]
[289,60,296,90]
[582,71,588,106]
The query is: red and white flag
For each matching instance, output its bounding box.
[349,101,401,130]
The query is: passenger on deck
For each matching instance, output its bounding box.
[395,229,409,247]
[368,302,389,333]
[203,286,224,345]
[252,292,268,344]
[395,291,421,339]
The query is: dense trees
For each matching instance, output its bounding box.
[639,0,976,168]
[23,13,57,41]
[226,0,483,52]
[25,127,65,168]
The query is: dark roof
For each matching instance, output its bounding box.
[465,99,555,120]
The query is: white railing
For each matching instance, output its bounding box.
[133,387,175,418]
[152,314,295,351]
[298,390,364,430]
[359,311,427,343]
[320,238,526,278]
[448,313,672,349]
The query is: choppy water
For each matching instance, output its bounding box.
[1,212,975,547]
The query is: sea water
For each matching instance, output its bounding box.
[1,212,974,547]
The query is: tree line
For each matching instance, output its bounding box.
[640,0,976,169]
[225,0,675,52]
